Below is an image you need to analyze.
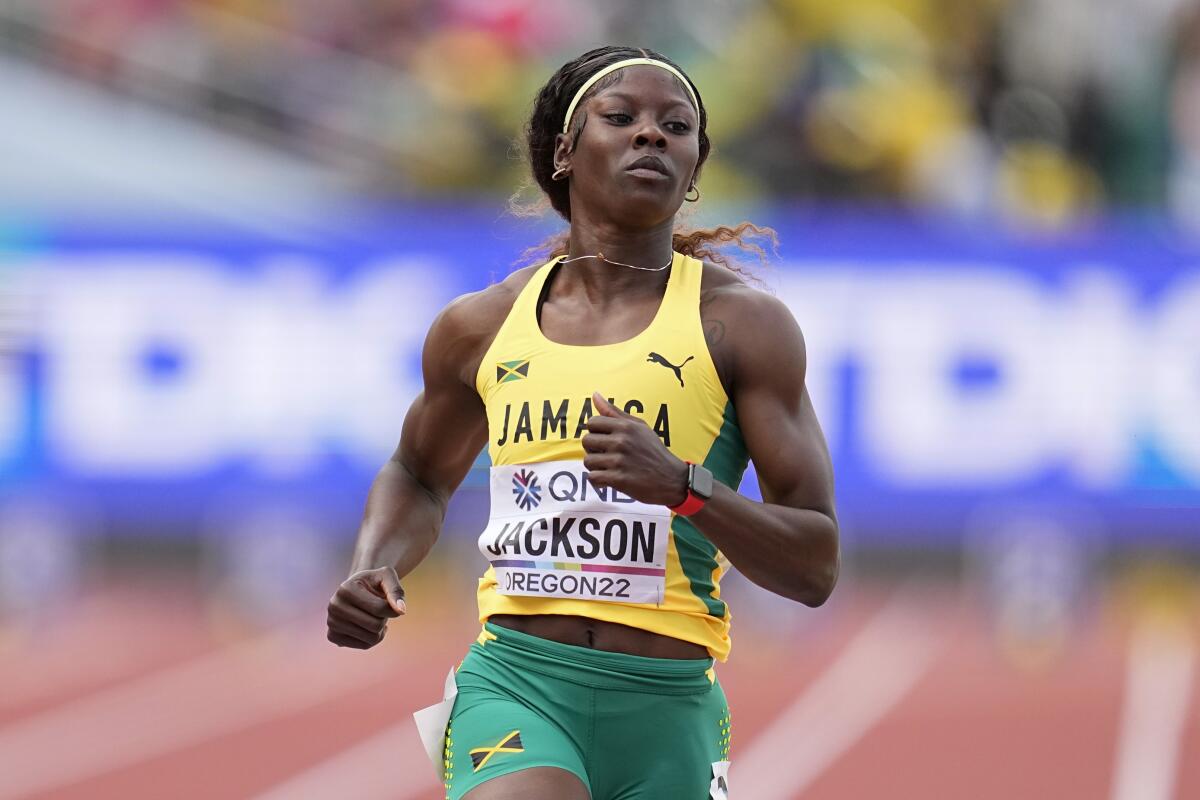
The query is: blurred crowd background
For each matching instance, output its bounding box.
[0,3,1198,798]
[3,0,1200,226]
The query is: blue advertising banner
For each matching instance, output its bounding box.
[0,206,1196,547]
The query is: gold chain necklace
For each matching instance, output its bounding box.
[558,251,673,272]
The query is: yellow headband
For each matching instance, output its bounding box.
[561,57,699,135]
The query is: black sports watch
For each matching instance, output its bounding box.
[669,462,714,516]
[688,463,714,500]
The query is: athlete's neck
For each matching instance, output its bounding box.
[561,213,675,303]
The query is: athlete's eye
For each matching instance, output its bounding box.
[605,113,633,124]
[667,121,691,134]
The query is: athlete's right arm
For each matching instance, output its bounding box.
[326,290,501,650]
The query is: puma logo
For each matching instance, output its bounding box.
[647,352,694,387]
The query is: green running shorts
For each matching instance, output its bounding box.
[440,622,732,799]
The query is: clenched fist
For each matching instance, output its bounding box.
[326,566,406,650]
[583,392,689,507]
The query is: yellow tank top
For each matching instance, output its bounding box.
[473,251,749,661]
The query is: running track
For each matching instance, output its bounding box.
[2,574,1196,799]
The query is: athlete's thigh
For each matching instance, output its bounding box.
[461,766,591,800]
[445,684,590,800]
[593,679,731,800]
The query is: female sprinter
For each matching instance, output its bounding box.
[326,45,839,800]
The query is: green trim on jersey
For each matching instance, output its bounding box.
[673,402,750,618]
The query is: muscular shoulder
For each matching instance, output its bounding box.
[425,265,541,388]
[699,262,806,393]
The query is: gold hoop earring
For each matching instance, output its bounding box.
[551,167,570,181]
[685,185,700,202]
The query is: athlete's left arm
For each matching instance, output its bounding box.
[585,287,838,606]
[692,289,839,606]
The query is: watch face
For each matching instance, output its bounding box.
[690,464,714,500]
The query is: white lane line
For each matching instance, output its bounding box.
[1110,618,1196,800]
[1,638,145,711]
[252,721,436,800]
[732,591,943,800]
[0,629,399,799]
[0,625,192,712]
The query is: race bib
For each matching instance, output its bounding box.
[478,460,671,604]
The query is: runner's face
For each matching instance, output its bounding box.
[559,66,700,227]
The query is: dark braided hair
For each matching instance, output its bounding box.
[517,46,776,274]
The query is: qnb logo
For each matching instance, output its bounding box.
[512,469,542,510]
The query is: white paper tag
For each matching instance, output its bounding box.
[709,760,731,799]
[412,667,458,779]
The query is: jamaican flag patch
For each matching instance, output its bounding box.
[496,359,530,384]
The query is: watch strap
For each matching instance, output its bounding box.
[669,492,707,516]
[668,461,709,516]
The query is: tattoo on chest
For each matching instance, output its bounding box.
[699,290,733,390]
[699,290,724,347]
[704,319,726,346]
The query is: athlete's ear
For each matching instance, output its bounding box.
[553,133,574,175]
